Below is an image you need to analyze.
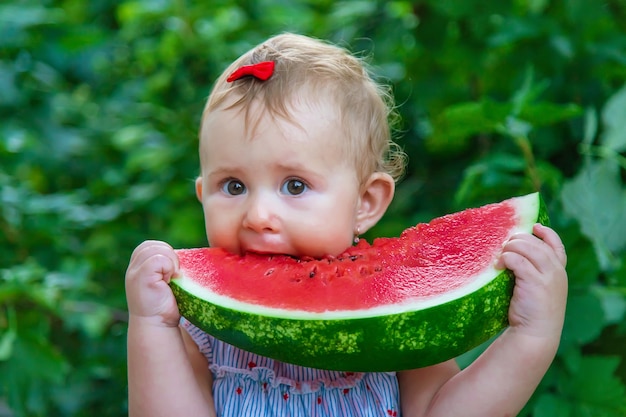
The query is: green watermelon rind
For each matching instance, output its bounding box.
[172,268,514,371]
[171,192,548,371]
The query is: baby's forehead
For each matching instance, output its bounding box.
[205,89,343,135]
[198,102,356,176]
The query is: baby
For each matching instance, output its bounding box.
[125,33,568,417]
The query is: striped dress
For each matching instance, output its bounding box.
[182,319,401,417]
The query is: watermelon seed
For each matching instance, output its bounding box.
[264,268,274,276]
[309,266,317,278]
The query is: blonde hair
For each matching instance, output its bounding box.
[200,33,406,183]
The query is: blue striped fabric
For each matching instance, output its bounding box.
[182,319,401,417]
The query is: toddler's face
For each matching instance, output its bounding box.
[196,98,361,258]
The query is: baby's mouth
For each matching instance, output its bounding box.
[242,248,291,257]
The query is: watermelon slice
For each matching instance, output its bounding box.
[171,192,548,371]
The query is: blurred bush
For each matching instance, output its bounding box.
[1,0,625,415]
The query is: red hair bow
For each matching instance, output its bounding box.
[226,61,275,82]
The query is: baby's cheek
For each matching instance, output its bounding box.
[297,228,353,258]
[206,222,236,250]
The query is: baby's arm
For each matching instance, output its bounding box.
[126,240,216,417]
[399,224,568,416]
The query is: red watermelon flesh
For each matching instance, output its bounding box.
[176,197,517,313]
[171,192,546,370]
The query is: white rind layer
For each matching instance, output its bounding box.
[174,193,540,320]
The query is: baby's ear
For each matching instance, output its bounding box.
[195,177,203,202]
[356,172,395,234]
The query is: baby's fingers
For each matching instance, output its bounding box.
[136,252,178,284]
[533,224,567,267]
[130,240,177,266]
[497,234,558,276]
[128,240,180,280]
[125,240,181,322]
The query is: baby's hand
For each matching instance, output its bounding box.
[125,240,181,327]
[497,224,568,340]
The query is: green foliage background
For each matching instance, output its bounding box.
[1,0,626,415]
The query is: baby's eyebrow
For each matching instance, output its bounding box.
[274,161,324,177]
[204,166,242,179]
[274,161,308,171]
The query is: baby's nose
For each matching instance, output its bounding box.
[243,193,279,233]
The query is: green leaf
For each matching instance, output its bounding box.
[560,356,626,416]
[560,159,626,270]
[592,286,626,325]
[563,233,600,287]
[561,293,606,348]
[0,329,16,361]
[598,287,626,324]
[0,330,69,415]
[116,0,169,25]
[0,4,64,29]
[487,15,547,46]
[111,124,153,151]
[61,301,114,339]
[526,0,550,13]
[427,99,512,153]
[608,261,626,287]
[582,107,598,146]
[501,116,532,138]
[600,84,626,153]
[518,102,582,127]
[510,66,549,115]
[533,393,572,417]
[560,345,584,375]
[330,1,377,21]
[454,152,529,207]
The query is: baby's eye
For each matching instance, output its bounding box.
[281,178,308,195]
[221,179,246,195]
